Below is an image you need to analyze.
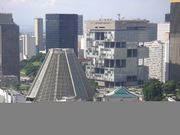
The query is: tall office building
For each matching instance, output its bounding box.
[165,13,171,22]
[138,41,167,82]
[169,0,180,81]
[34,18,44,51]
[19,34,36,60]
[78,15,83,35]
[0,13,20,81]
[46,14,78,55]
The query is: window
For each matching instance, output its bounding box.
[95,68,105,74]
[104,42,110,48]
[127,76,137,82]
[95,32,105,40]
[116,60,126,68]
[116,42,126,48]
[127,49,138,57]
[110,60,115,67]
[110,42,115,48]
[104,59,115,68]
[104,59,110,67]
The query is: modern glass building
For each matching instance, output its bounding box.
[0,14,20,81]
[169,0,180,81]
[46,14,78,55]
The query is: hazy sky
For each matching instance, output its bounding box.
[0,0,170,31]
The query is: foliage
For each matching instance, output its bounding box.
[89,80,98,90]
[10,84,30,91]
[143,79,163,101]
[176,90,180,100]
[20,53,46,78]
[162,81,176,94]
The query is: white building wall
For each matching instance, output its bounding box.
[157,23,170,82]
[34,18,44,51]
[20,34,36,60]
[157,23,170,43]
[139,41,165,82]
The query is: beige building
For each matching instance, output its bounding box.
[20,34,36,60]
[34,18,44,51]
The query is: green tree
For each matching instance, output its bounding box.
[162,81,176,95]
[89,80,98,90]
[143,79,163,101]
[20,53,45,78]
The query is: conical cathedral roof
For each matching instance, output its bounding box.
[26,49,94,102]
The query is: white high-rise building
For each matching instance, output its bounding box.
[138,41,169,83]
[157,22,170,82]
[34,18,44,51]
[157,23,170,43]
[20,34,36,60]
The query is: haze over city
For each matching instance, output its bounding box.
[0,0,170,31]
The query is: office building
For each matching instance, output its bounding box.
[165,13,171,22]
[34,18,44,51]
[46,14,78,55]
[169,0,180,81]
[19,34,36,60]
[0,89,26,103]
[157,23,170,43]
[138,41,167,82]
[0,13,20,81]
[78,15,83,35]
[85,19,157,87]
[0,13,13,24]
[26,48,95,102]
[157,22,170,82]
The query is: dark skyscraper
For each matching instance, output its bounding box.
[0,13,20,81]
[169,0,180,81]
[165,13,170,22]
[78,15,83,35]
[46,14,78,55]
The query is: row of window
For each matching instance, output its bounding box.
[105,76,138,87]
[95,68,105,74]
[127,49,138,57]
[104,59,126,68]
[95,32,105,40]
[127,76,138,82]
[104,42,126,48]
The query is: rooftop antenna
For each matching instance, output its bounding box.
[117,14,121,20]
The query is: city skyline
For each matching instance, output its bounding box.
[0,0,170,31]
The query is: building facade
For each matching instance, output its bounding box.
[78,15,83,36]
[169,0,180,81]
[138,41,167,82]
[157,22,170,82]
[34,18,44,51]
[46,14,78,55]
[19,34,36,60]
[0,14,20,81]
[85,19,157,88]
[158,23,170,43]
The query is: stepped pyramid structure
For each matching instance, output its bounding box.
[26,49,95,102]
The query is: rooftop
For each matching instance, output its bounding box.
[27,48,95,102]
